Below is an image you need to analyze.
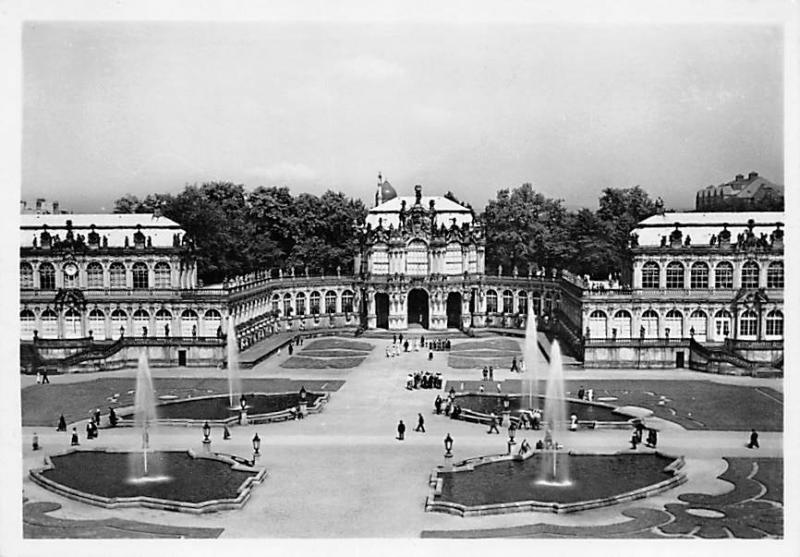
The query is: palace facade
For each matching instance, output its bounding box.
[20,177,784,375]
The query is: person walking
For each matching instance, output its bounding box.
[487,413,500,434]
[32,433,40,451]
[747,429,760,449]
[397,420,406,440]
[434,395,442,415]
[41,369,50,384]
[577,385,585,400]
[108,407,118,427]
[288,343,294,356]
[57,414,67,432]
[415,413,426,433]
[510,357,519,373]
[70,427,79,446]
[94,408,101,426]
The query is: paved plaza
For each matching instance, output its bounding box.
[20,335,783,539]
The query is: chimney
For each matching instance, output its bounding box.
[52,201,60,214]
[735,174,744,181]
[748,171,758,180]
[36,198,45,210]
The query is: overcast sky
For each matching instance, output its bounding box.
[22,22,783,213]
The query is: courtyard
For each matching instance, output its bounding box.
[20,334,783,539]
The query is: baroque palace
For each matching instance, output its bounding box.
[20,174,783,375]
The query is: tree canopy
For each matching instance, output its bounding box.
[115,180,660,285]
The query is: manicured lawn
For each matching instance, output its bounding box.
[301,339,374,352]
[448,355,519,369]
[280,356,367,369]
[450,338,521,352]
[450,379,783,431]
[298,349,372,358]
[22,378,344,427]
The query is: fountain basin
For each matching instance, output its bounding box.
[451,393,636,428]
[118,391,329,426]
[426,450,686,516]
[30,449,266,513]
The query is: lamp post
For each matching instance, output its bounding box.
[444,433,453,458]
[202,421,211,453]
[507,423,517,454]
[252,433,261,461]
[502,395,511,427]
[240,394,248,425]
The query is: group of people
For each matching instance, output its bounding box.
[35,369,51,384]
[629,420,658,449]
[576,385,595,402]
[406,371,442,390]
[516,409,543,430]
[396,413,428,440]
[433,389,463,420]
[427,338,451,351]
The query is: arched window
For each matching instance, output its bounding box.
[86,263,104,288]
[88,309,106,340]
[181,309,199,337]
[502,290,513,313]
[486,290,498,313]
[766,310,783,338]
[666,262,685,289]
[688,310,707,341]
[342,290,354,313]
[110,309,127,339]
[271,294,280,314]
[738,309,758,338]
[532,292,541,315]
[641,309,659,339]
[40,308,58,338]
[518,291,528,314]
[204,309,222,337]
[283,293,293,316]
[63,264,79,289]
[20,263,34,289]
[665,309,683,338]
[132,263,149,289]
[715,262,734,289]
[154,262,171,288]
[109,262,126,288]
[310,291,321,314]
[588,309,607,339]
[713,310,732,341]
[133,309,150,337]
[612,310,632,339]
[767,262,783,289]
[295,292,306,316]
[641,262,660,289]
[741,261,760,289]
[325,291,337,314]
[155,309,172,337]
[63,308,82,338]
[544,293,553,314]
[370,244,389,274]
[406,240,428,276]
[690,263,709,289]
[39,263,56,290]
[20,309,36,340]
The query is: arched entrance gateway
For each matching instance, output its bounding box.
[407,288,429,329]
[446,292,462,329]
[375,293,389,329]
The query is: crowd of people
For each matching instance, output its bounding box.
[406,371,443,390]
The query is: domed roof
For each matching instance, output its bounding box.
[379,180,397,202]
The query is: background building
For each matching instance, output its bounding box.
[695,172,784,212]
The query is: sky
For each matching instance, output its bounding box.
[22,22,783,213]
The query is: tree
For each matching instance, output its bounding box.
[481,184,575,274]
[594,186,659,280]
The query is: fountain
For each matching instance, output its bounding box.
[128,351,168,483]
[539,340,570,485]
[227,318,243,409]
[521,308,541,412]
